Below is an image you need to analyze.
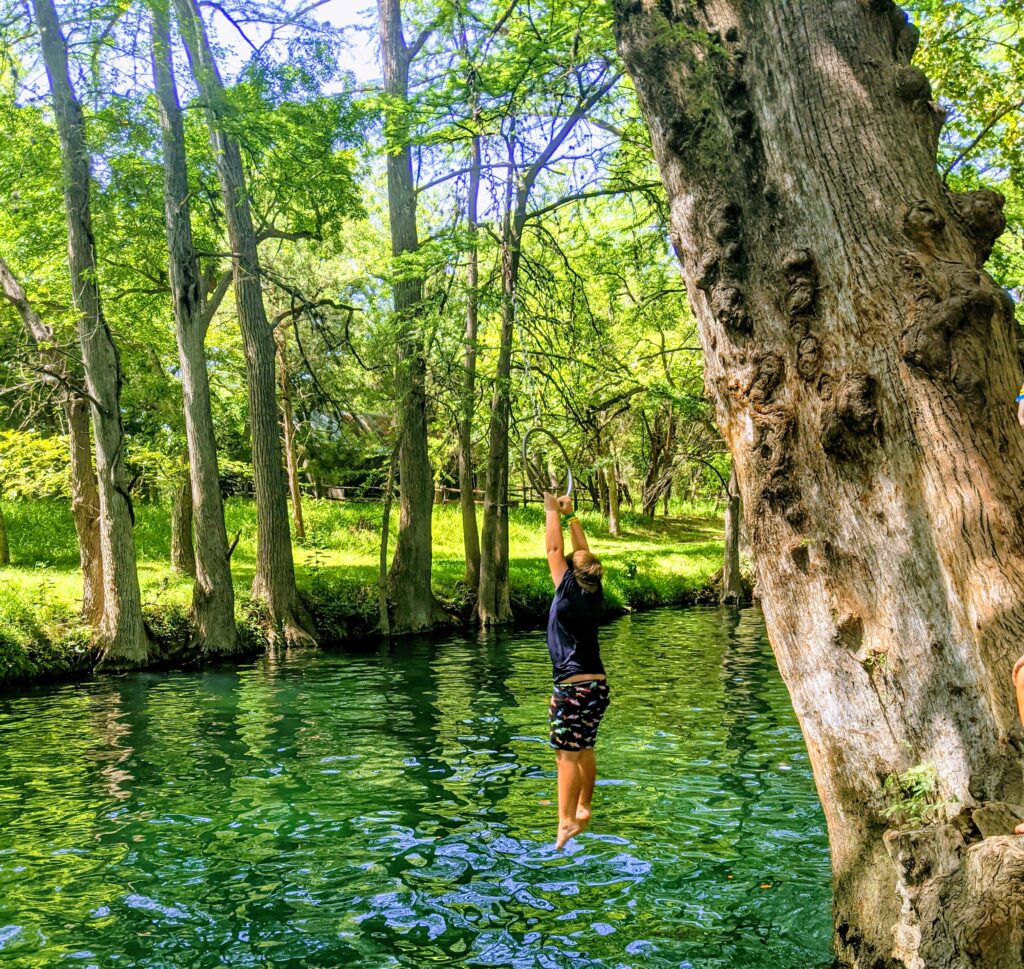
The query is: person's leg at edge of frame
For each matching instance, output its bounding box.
[555,749,584,849]
[575,748,596,830]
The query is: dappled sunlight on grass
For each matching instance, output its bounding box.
[0,498,725,683]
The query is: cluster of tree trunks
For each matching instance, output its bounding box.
[173,0,313,647]
[615,0,1024,964]
[151,0,240,656]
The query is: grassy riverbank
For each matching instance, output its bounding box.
[0,498,726,686]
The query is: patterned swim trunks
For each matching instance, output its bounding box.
[548,679,611,751]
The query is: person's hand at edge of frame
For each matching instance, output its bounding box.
[543,491,558,512]
[557,495,573,515]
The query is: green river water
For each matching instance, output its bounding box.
[0,607,833,968]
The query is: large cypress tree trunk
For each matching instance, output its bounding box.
[0,256,103,623]
[172,0,313,647]
[377,0,442,633]
[32,0,150,665]
[151,0,238,654]
[616,1,1024,965]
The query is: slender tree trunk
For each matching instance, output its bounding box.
[172,0,312,647]
[378,448,397,635]
[170,473,195,577]
[67,398,103,623]
[0,504,9,566]
[721,465,743,604]
[607,457,621,538]
[459,129,483,589]
[32,0,150,665]
[377,0,442,633]
[478,207,523,625]
[0,256,103,623]
[151,0,238,654]
[275,327,305,541]
[617,1,1024,965]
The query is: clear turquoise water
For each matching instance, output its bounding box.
[0,607,833,968]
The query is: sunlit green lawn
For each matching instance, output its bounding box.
[0,498,725,683]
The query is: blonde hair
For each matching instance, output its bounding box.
[569,550,603,594]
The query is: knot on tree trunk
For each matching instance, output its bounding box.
[899,251,998,405]
[884,822,1024,968]
[902,200,946,249]
[797,335,822,381]
[781,248,818,324]
[820,373,881,462]
[711,283,751,335]
[950,189,1006,267]
[752,410,802,524]
[894,65,932,103]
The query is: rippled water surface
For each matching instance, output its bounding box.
[0,607,833,968]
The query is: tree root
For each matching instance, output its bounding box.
[884,815,1024,969]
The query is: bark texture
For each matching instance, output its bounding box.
[0,255,103,622]
[173,0,312,647]
[32,0,150,664]
[615,1,1024,965]
[377,0,443,632]
[151,0,238,654]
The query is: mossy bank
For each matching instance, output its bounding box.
[0,498,727,689]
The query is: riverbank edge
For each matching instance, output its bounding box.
[0,569,729,693]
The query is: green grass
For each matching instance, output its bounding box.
[0,498,725,685]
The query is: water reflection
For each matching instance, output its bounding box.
[0,606,832,967]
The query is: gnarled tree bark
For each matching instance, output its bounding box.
[32,0,150,664]
[172,0,313,647]
[616,1,1024,965]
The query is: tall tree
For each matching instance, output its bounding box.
[31,0,151,664]
[616,0,1024,965]
[477,66,620,625]
[377,0,443,632]
[172,0,314,646]
[150,0,239,654]
[457,33,483,590]
[0,255,102,623]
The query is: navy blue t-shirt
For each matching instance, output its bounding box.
[546,568,604,683]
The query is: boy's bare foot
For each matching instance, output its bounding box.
[555,820,583,850]
[575,806,591,830]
